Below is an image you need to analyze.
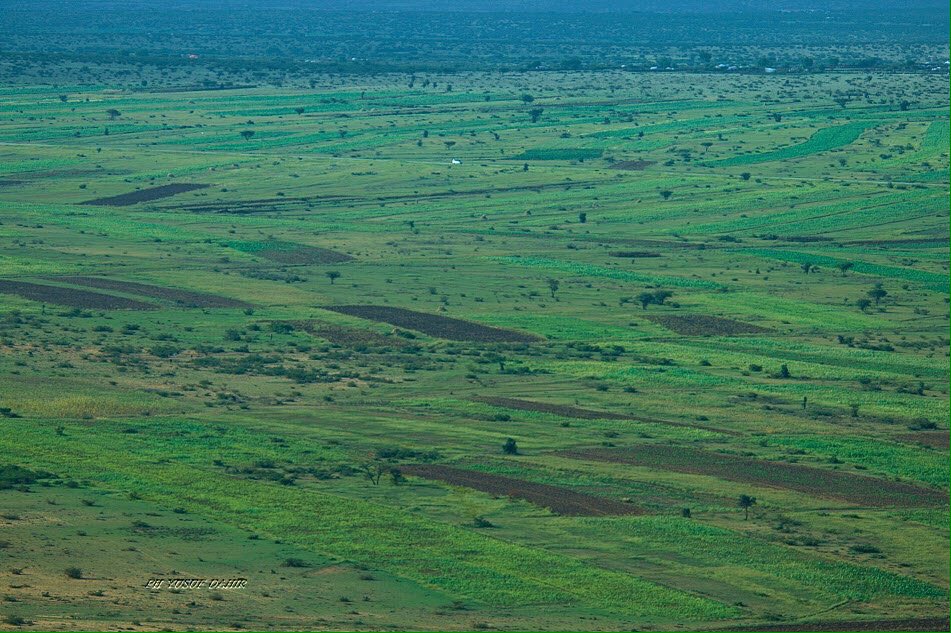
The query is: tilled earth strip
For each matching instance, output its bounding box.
[401,464,642,516]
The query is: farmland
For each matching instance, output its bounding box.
[0,1,948,631]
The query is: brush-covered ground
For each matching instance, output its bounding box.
[0,70,948,631]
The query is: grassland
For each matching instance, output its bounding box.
[0,68,947,632]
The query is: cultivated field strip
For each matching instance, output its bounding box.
[324,305,542,342]
[561,445,948,507]
[55,276,252,308]
[0,279,156,309]
[401,464,643,516]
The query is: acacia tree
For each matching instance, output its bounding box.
[637,292,655,310]
[326,271,341,285]
[738,494,757,520]
[359,456,387,486]
[868,283,888,305]
[240,130,255,141]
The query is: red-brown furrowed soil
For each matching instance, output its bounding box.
[324,305,541,343]
[644,314,770,336]
[80,183,209,206]
[560,444,947,507]
[473,396,742,436]
[714,617,950,632]
[401,464,642,516]
[0,280,156,310]
[56,277,251,308]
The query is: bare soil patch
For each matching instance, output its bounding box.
[254,245,353,265]
[401,464,641,516]
[0,280,155,310]
[474,396,741,435]
[475,396,633,420]
[610,160,655,170]
[324,306,541,343]
[719,617,949,632]
[561,444,946,507]
[81,183,209,206]
[292,320,406,348]
[895,430,949,451]
[56,277,251,308]
[609,251,662,258]
[644,314,770,336]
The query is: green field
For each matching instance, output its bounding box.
[0,63,948,632]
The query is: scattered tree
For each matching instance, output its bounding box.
[326,271,341,285]
[359,458,387,486]
[868,283,887,305]
[637,292,656,310]
[660,190,673,200]
[547,278,560,299]
[738,494,757,520]
[240,130,255,141]
[636,289,672,310]
[389,468,404,486]
[502,438,518,455]
[106,109,121,120]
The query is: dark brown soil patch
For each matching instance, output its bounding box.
[324,306,541,343]
[81,183,209,206]
[718,617,949,632]
[644,314,770,336]
[475,396,633,420]
[560,445,946,507]
[609,251,662,258]
[253,245,353,265]
[895,430,949,451]
[782,236,835,243]
[610,160,655,170]
[170,180,604,213]
[291,320,406,348]
[844,237,949,247]
[474,396,741,436]
[0,280,155,310]
[56,277,251,308]
[401,464,641,516]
